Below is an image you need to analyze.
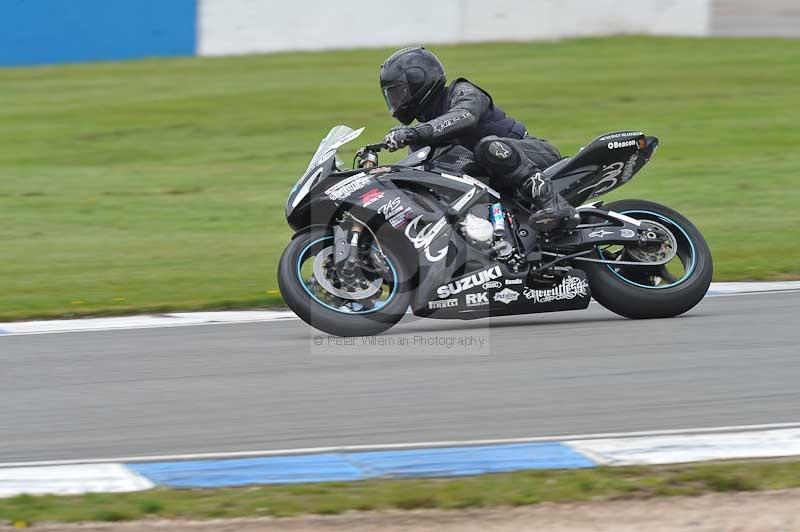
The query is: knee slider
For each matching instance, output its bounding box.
[474,136,521,171]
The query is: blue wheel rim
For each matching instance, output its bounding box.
[600,210,697,290]
[296,236,398,314]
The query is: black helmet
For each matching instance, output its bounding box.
[379,46,446,125]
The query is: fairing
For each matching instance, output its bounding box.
[549,131,659,206]
[285,125,364,219]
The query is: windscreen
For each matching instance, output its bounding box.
[303,125,364,175]
[288,125,365,213]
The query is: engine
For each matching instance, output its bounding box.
[459,203,515,258]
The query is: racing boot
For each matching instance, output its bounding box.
[524,172,581,232]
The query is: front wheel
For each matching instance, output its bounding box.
[278,227,413,336]
[581,199,713,319]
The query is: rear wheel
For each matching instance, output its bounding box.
[582,199,713,319]
[278,227,413,336]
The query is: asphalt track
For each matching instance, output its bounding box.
[1,291,798,464]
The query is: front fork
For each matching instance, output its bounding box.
[333,220,364,280]
[334,149,376,276]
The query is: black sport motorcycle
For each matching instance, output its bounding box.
[279,126,712,336]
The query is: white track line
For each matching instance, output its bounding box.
[0,282,797,337]
[0,311,298,337]
[706,281,800,295]
[0,464,153,497]
[570,428,800,466]
[2,422,799,469]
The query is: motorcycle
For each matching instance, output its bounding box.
[278,126,713,336]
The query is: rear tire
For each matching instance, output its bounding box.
[582,199,713,319]
[278,227,413,336]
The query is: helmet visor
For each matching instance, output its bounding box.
[382,81,411,115]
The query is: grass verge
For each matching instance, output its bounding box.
[1,37,799,320]
[2,459,800,525]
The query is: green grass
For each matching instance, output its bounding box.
[2,459,800,525]
[1,37,799,320]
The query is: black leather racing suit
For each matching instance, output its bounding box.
[407,78,561,192]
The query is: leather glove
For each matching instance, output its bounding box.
[383,126,419,152]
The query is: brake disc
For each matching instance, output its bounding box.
[312,246,383,300]
[625,220,678,264]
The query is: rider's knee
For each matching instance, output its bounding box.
[474,136,522,171]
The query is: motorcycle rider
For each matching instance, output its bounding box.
[380,46,580,231]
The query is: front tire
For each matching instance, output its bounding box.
[278,227,413,336]
[582,199,713,319]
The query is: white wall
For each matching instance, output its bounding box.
[458,0,711,42]
[197,0,712,57]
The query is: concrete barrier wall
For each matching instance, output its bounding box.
[1,0,797,67]
[197,0,712,56]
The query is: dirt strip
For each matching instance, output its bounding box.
[6,489,800,532]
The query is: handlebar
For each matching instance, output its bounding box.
[361,141,388,152]
[354,141,389,169]
[354,141,387,169]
